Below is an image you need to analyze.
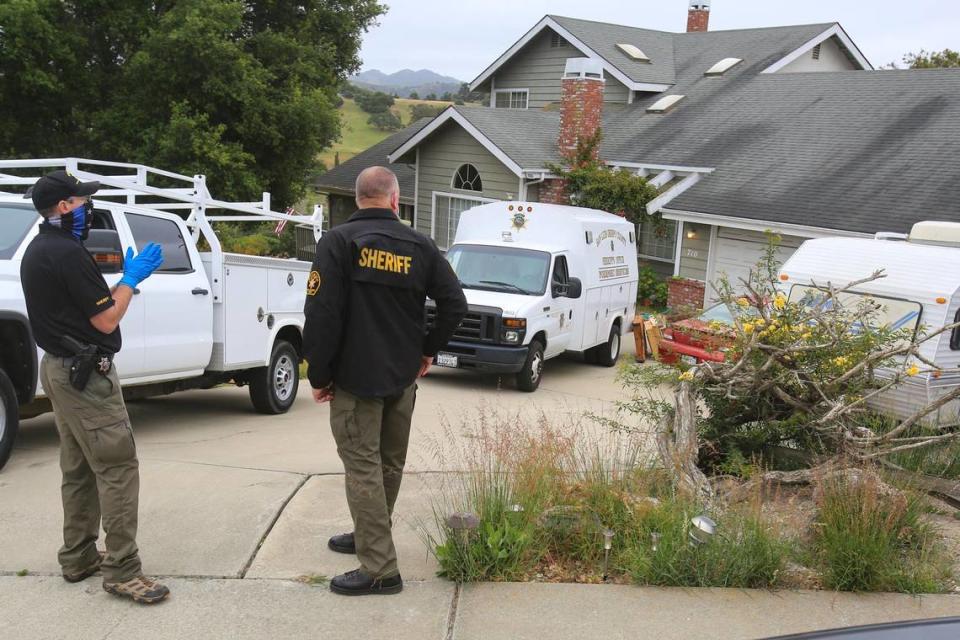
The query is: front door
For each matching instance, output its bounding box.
[123,211,213,376]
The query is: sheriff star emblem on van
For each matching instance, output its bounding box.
[510,211,528,231]
[306,270,321,296]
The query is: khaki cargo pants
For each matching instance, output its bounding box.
[330,383,416,579]
[39,354,142,584]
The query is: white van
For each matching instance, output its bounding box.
[426,202,638,391]
[780,221,960,424]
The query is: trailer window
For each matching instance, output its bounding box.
[0,204,38,259]
[126,213,194,273]
[788,285,923,336]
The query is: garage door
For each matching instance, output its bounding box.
[711,228,805,297]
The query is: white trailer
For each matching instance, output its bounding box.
[0,158,323,469]
[779,221,960,424]
[428,201,638,391]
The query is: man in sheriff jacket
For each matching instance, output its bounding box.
[303,166,466,596]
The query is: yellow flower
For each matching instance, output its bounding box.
[755,318,766,327]
[906,365,920,377]
[801,332,812,341]
[678,371,695,381]
[737,297,750,308]
[773,294,787,310]
[742,322,755,334]
[833,356,849,367]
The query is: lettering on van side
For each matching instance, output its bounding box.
[598,267,631,280]
[357,247,413,275]
[595,229,627,247]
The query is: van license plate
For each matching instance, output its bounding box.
[681,355,698,366]
[436,353,459,368]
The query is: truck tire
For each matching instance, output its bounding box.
[249,340,299,414]
[0,368,19,471]
[594,324,622,368]
[516,340,544,392]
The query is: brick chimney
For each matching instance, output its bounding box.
[541,58,605,205]
[687,1,710,33]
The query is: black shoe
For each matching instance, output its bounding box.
[330,569,403,596]
[328,532,356,554]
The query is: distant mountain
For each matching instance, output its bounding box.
[350,68,464,98]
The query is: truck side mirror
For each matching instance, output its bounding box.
[83,229,124,274]
[566,277,582,299]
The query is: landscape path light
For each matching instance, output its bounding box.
[689,515,717,547]
[447,511,480,546]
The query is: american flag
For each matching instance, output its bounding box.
[274,206,295,235]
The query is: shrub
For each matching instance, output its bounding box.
[637,266,668,308]
[812,470,952,592]
[367,110,402,131]
[410,103,444,121]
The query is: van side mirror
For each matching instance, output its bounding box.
[566,277,582,299]
[83,229,124,274]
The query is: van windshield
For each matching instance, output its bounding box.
[446,244,550,296]
[0,204,39,260]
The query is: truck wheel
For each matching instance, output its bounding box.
[249,340,299,414]
[594,324,622,367]
[0,368,19,471]
[516,340,544,392]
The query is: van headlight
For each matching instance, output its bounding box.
[501,318,526,344]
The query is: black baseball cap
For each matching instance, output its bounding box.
[25,170,101,211]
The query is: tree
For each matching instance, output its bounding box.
[409,90,419,99]
[885,48,960,69]
[904,48,960,69]
[354,89,395,114]
[409,103,445,121]
[425,92,438,101]
[367,110,402,131]
[0,0,386,207]
[441,91,453,102]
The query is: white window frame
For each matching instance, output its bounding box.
[431,191,495,249]
[636,217,677,264]
[450,163,484,192]
[493,89,529,110]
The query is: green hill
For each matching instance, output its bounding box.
[318,97,453,169]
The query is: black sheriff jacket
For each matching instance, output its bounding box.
[302,208,467,397]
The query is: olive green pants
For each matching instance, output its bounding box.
[39,354,142,584]
[330,383,416,579]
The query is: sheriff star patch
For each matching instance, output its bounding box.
[306,271,322,296]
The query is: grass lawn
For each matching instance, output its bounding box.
[318,98,454,169]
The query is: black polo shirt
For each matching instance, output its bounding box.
[20,224,121,356]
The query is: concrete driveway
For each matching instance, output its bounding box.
[3,342,959,639]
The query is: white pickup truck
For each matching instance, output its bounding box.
[0,159,323,470]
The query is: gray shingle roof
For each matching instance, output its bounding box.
[453,106,562,170]
[312,118,432,202]
[548,16,836,87]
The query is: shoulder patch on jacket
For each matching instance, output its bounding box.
[306,271,321,296]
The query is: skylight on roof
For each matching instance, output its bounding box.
[705,57,743,76]
[646,95,685,114]
[616,43,650,63]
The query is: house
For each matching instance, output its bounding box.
[312,118,431,228]
[318,1,960,307]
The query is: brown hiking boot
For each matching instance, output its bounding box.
[62,551,106,583]
[103,575,170,604]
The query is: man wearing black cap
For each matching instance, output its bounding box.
[20,170,170,604]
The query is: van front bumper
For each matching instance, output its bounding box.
[433,341,529,374]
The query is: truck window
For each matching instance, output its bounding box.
[126,213,193,273]
[447,245,549,296]
[552,255,570,289]
[0,204,39,260]
[788,284,923,336]
[950,308,960,351]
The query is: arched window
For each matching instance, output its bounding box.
[452,164,483,192]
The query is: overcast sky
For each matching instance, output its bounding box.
[357,0,958,81]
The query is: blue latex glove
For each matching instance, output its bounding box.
[118,243,164,290]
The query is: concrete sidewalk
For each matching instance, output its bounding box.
[2,576,959,640]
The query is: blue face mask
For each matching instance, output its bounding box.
[64,201,93,240]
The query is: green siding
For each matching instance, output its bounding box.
[416,122,519,237]
[677,222,711,281]
[493,29,631,108]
